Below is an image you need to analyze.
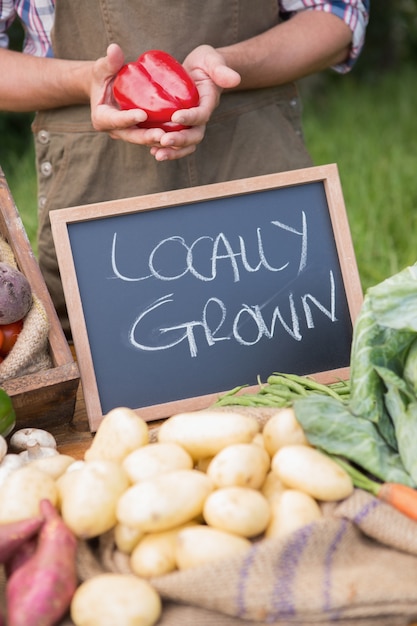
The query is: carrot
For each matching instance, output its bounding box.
[377,482,417,521]
[0,516,42,564]
[6,499,78,626]
[333,457,417,522]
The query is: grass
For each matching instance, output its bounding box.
[1,146,38,254]
[301,63,417,291]
[0,64,416,292]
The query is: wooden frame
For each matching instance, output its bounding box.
[51,164,363,431]
[0,167,80,430]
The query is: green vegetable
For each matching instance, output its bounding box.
[0,388,15,437]
[215,372,350,408]
[348,263,417,476]
[374,364,417,483]
[293,395,414,486]
[403,337,417,394]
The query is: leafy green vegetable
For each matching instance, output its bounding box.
[349,264,417,455]
[294,395,414,486]
[403,337,417,395]
[374,364,417,483]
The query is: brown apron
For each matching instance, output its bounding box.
[32,0,312,336]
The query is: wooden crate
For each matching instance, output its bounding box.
[0,167,80,430]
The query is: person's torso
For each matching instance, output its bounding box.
[52,0,280,62]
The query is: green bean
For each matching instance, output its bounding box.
[258,394,291,407]
[265,374,308,396]
[215,371,350,408]
[271,373,345,401]
[218,385,249,398]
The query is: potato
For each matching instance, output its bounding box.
[122,442,193,483]
[260,471,286,504]
[252,432,266,448]
[117,469,213,532]
[203,486,270,538]
[27,454,76,480]
[157,410,260,461]
[0,465,58,523]
[262,408,309,457]
[57,460,130,538]
[195,456,213,472]
[206,442,270,489]
[71,573,161,626]
[271,444,354,501]
[265,489,322,539]
[84,407,149,463]
[114,523,144,554]
[130,522,197,578]
[175,525,251,570]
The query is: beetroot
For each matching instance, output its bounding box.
[0,262,32,324]
[6,499,78,626]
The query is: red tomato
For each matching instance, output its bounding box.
[0,329,3,353]
[0,319,23,356]
[112,49,199,131]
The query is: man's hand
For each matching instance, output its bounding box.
[90,43,240,161]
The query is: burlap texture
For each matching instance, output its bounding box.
[2,490,417,625]
[0,236,52,382]
[67,489,417,626]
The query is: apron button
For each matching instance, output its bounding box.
[37,130,50,144]
[40,161,53,177]
[289,98,298,108]
[39,195,47,209]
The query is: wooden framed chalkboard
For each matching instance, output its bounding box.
[51,164,363,431]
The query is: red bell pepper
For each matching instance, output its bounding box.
[112,49,199,131]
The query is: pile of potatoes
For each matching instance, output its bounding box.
[0,406,354,626]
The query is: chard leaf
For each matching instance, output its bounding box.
[375,364,417,484]
[367,264,417,331]
[349,264,417,449]
[294,395,414,487]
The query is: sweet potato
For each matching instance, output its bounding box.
[0,262,32,324]
[0,516,42,564]
[4,536,38,578]
[6,499,78,626]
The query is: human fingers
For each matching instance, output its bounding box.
[90,44,149,134]
[150,143,198,161]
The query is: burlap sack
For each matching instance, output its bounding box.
[2,488,417,625]
[0,235,52,383]
[69,489,417,626]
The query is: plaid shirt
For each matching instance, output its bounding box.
[0,0,369,71]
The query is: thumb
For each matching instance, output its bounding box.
[211,63,241,89]
[202,47,241,89]
[105,43,126,75]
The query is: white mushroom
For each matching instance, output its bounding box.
[18,438,59,462]
[9,427,57,453]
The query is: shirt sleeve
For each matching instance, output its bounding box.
[0,1,17,49]
[279,1,370,73]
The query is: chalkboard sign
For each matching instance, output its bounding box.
[51,164,363,431]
